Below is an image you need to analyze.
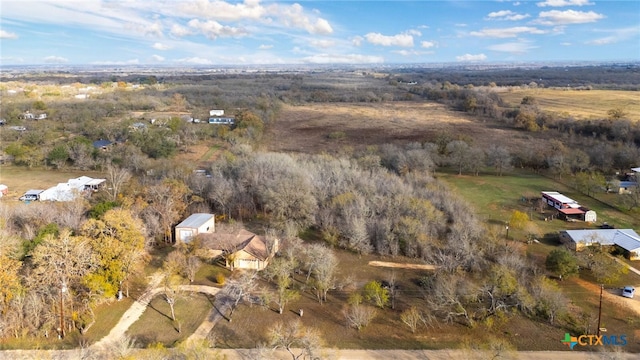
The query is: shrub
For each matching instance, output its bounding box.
[216,273,226,285]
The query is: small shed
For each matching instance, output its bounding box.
[174,213,215,244]
[583,209,597,222]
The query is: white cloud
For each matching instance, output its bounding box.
[586,26,640,45]
[176,57,212,65]
[488,41,538,54]
[421,41,436,48]
[258,44,273,50]
[152,42,171,50]
[365,33,414,47]
[176,0,266,21]
[310,39,335,49]
[393,49,433,57]
[352,36,363,47]
[406,29,422,37]
[0,30,18,39]
[123,19,163,37]
[91,59,140,65]
[486,10,530,21]
[456,53,487,62]
[537,0,593,7]
[470,27,546,38]
[151,54,165,62]
[274,3,333,35]
[43,55,68,63]
[170,24,192,37]
[188,19,247,39]
[536,10,604,25]
[302,53,384,64]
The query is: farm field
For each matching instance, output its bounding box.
[497,88,640,121]
[266,102,545,154]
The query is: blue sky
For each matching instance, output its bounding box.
[1,0,639,66]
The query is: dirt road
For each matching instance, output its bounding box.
[368,260,438,270]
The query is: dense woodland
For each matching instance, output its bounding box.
[0,65,638,351]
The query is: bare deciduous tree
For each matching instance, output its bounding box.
[343,304,376,331]
[104,164,131,202]
[269,320,322,360]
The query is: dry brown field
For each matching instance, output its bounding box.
[497,88,640,121]
[265,102,544,154]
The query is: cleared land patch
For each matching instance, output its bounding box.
[497,88,640,121]
[368,261,438,270]
[266,102,544,154]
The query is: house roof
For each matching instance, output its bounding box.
[564,229,640,252]
[176,213,214,229]
[93,139,113,148]
[542,191,578,204]
[200,229,269,261]
[558,208,585,215]
[620,181,638,188]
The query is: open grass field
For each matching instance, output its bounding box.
[266,102,546,154]
[497,88,640,121]
[437,168,640,232]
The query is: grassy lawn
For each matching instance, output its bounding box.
[497,88,640,121]
[192,261,230,287]
[126,293,213,347]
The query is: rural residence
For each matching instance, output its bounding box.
[198,229,278,271]
[541,191,597,222]
[21,176,105,202]
[560,229,640,260]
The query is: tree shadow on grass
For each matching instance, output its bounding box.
[147,302,174,322]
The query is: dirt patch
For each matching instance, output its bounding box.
[265,102,546,154]
[368,261,438,270]
[572,277,640,318]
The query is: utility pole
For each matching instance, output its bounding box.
[59,282,67,339]
[596,284,603,337]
